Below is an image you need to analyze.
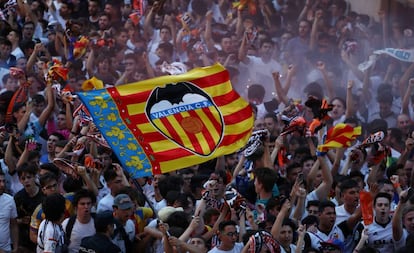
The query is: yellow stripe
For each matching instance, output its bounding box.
[194,109,221,142]
[127,102,147,115]
[203,81,233,97]
[116,64,226,96]
[149,139,177,152]
[194,132,211,154]
[224,117,254,135]
[159,141,248,173]
[220,97,250,116]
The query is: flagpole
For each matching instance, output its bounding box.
[130,177,158,218]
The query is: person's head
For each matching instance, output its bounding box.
[203,208,220,226]
[218,220,238,249]
[320,238,343,253]
[264,113,279,136]
[189,237,208,253]
[278,218,296,247]
[301,156,316,177]
[339,179,360,209]
[377,179,394,200]
[47,132,65,154]
[115,28,129,46]
[39,172,59,195]
[98,12,111,31]
[253,167,277,194]
[103,168,124,196]
[7,29,21,45]
[113,193,134,223]
[159,25,172,42]
[307,200,320,216]
[123,53,138,73]
[22,21,35,40]
[329,97,346,121]
[17,163,38,189]
[298,20,311,38]
[285,162,302,184]
[301,215,319,232]
[156,42,174,61]
[258,39,274,57]
[74,189,96,220]
[94,210,116,235]
[2,74,18,92]
[403,205,414,234]
[59,0,74,18]
[397,113,411,133]
[220,34,233,54]
[88,0,100,17]
[377,92,393,117]
[247,84,265,105]
[43,193,66,223]
[104,1,121,23]
[39,163,60,178]
[318,200,336,229]
[374,192,391,222]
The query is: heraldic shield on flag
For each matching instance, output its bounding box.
[77,64,254,178]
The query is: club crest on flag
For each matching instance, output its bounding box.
[145,82,224,156]
[78,64,254,178]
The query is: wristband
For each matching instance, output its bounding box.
[393,183,401,188]
[316,151,326,157]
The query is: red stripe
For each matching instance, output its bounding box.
[213,91,239,106]
[174,113,204,154]
[223,105,253,125]
[154,130,251,161]
[190,70,229,89]
[188,110,216,153]
[116,70,229,102]
[201,107,223,135]
[159,116,185,147]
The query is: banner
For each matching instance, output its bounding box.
[78,64,254,178]
[358,48,414,72]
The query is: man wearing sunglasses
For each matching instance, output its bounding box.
[208,220,243,253]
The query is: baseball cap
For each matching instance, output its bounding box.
[113,194,134,210]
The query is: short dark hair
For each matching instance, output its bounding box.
[219,220,237,232]
[374,192,391,206]
[253,167,277,192]
[319,200,336,213]
[339,179,359,194]
[43,193,66,222]
[74,189,96,207]
[17,163,38,178]
[247,84,265,100]
[39,172,58,188]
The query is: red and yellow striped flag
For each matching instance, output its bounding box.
[78,64,254,178]
[317,123,361,152]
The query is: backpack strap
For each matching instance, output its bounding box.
[64,215,77,245]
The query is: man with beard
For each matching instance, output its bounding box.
[112,194,135,253]
[87,0,101,30]
[0,170,19,252]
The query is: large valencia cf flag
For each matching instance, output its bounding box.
[78,64,254,178]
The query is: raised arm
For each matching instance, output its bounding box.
[345,80,354,119]
[392,189,409,242]
[309,10,322,51]
[271,199,291,239]
[317,61,335,100]
[313,154,333,200]
[272,72,289,106]
[37,83,55,127]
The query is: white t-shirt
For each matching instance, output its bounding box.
[37,219,65,253]
[239,56,282,101]
[0,193,17,251]
[335,205,352,225]
[97,193,114,213]
[62,217,96,253]
[208,242,244,253]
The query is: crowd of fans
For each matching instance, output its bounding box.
[1,0,414,253]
